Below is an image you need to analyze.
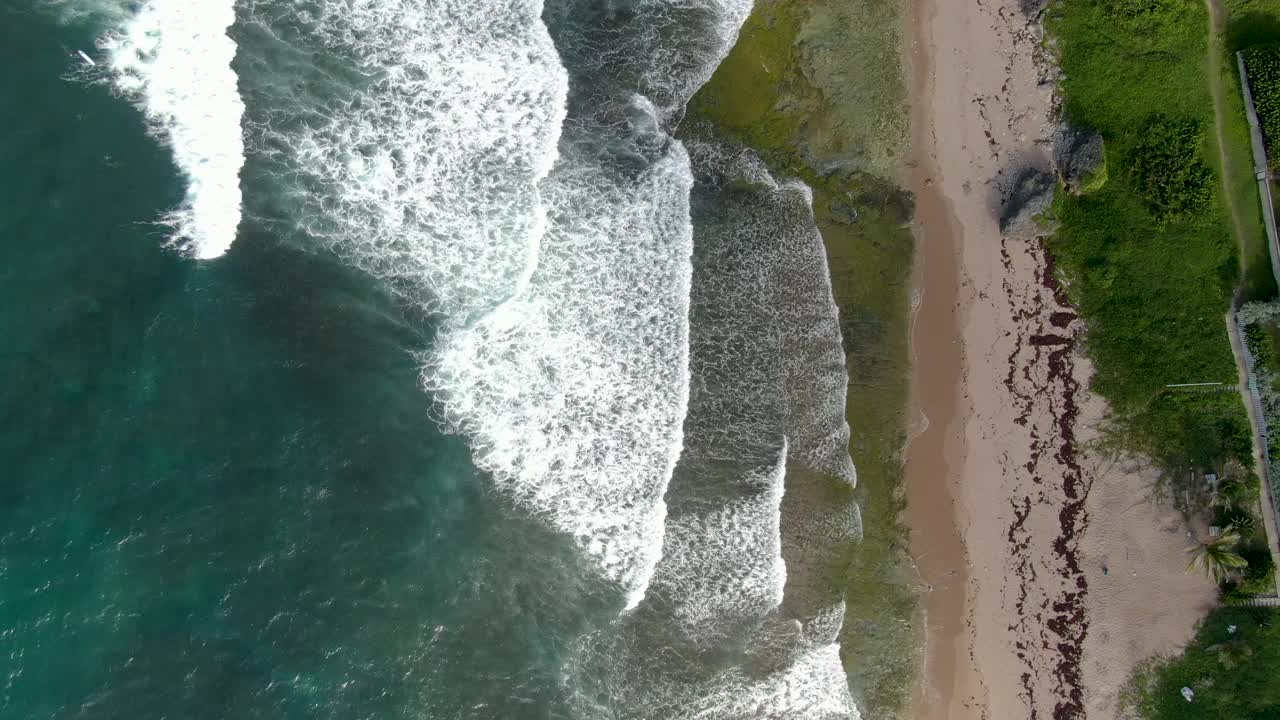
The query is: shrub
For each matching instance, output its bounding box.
[1246,322,1277,369]
[1224,508,1256,533]
[1245,44,1280,169]
[1215,472,1259,508]
[1128,116,1214,219]
[1223,579,1252,602]
[1239,543,1277,595]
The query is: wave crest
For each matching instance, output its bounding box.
[271,0,570,319]
[425,123,694,605]
[97,0,246,259]
[563,143,863,718]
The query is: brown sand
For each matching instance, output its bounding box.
[901,0,1219,718]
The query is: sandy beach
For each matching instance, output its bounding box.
[901,0,1219,718]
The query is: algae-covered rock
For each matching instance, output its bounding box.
[1000,167,1057,238]
[1020,0,1050,16]
[1053,124,1107,195]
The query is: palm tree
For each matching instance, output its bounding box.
[1210,478,1241,509]
[1186,526,1249,582]
[1224,509,1256,533]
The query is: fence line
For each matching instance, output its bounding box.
[1237,52,1280,291]
[1227,311,1280,598]
[1228,595,1280,607]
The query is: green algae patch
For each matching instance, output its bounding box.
[685,1,919,717]
[690,2,802,139]
[691,0,907,180]
[820,186,919,719]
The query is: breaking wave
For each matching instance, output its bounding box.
[564,144,862,718]
[425,118,695,605]
[59,0,246,258]
[238,0,736,606]
[255,0,569,320]
[545,0,752,120]
[97,0,867,713]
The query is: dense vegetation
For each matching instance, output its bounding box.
[1243,43,1280,166]
[1129,116,1214,219]
[1047,0,1256,480]
[1124,608,1280,719]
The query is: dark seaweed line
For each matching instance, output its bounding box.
[1000,237,1090,720]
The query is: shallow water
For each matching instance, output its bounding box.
[1,1,867,717]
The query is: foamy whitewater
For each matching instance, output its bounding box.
[244,0,862,713]
[73,0,247,258]
[543,0,752,120]
[564,144,862,719]
[236,0,692,604]
[652,145,861,630]
[42,0,871,715]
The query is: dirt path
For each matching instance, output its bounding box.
[1206,0,1254,269]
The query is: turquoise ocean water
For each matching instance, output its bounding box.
[1,2,868,717]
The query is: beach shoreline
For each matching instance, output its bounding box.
[902,0,1219,717]
[900,0,978,715]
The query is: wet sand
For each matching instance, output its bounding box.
[901,0,977,715]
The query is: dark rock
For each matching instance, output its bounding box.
[1020,0,1050,16]
[1053,124,1107,195]
[1000,167,1057,237]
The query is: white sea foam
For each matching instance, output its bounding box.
[585,144,862,716]
[650,444,789,636]
[675,643,860,720]
[650,160,862,656]
[277,0,569,320]
[572,636,860,720]
[772,179,858,487]
[98,0,246,259]
[544,0,753,121]
[254,1,696,604]
[683,143,857,488]
[426,129,694,607]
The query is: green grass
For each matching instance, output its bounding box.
[687,1,918,717]
[1051,2,1208,130]
[1123,608,1280,719]
[1046,0,1256,472]
[1128,115,1214,219]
